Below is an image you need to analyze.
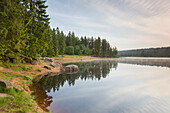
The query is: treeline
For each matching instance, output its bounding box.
[48,28,118,57]
[119,47,170,57]
[0,0,117,62]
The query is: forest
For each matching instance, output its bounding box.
[119,46,170,57]
[0,0,118,63]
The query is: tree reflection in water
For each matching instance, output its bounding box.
[30,61,118,112]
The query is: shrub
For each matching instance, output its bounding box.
[65,46,74,55]
[74,45,80,55]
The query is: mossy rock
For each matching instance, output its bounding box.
[0,80,13,89]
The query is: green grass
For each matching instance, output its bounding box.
[55,57,63,60]
[19,75,31,80]
[0,71,16,80]
[20,80,32,85]
[20,65,32,71]
[0,62,32,72]
[0,86,37,113]
[0,71,33,85]
[0,96,14,108]
[36,69,42,72]
[10,65,32,72]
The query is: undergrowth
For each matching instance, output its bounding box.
[0,86,38,113]
[0,62,32,72]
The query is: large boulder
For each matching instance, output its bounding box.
[50,62,62,68]
[65,65,79,73]
[44,65,54,70]
[0,80,13,89]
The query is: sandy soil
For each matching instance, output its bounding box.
[53,56,104,63]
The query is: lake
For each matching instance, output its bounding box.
[31,58,170,113]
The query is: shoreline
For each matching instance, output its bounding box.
[1,56,170,112]
[0,56,109,112]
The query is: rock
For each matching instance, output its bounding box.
[0,93,14,98]
[50,62,62,68]
[65,64,79,73]
[44,57,53,63]
[31,60,38,65]
[14,85,24,92]
[45,72,63,77]
[32,75,43,83]
[44,65,54,70]
[60,67,65,72]
[0,80,13,89]
[22,56,32,63]
[37,57,44,63]
[39,57,45,60]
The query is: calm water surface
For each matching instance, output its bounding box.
[31,60,170,113]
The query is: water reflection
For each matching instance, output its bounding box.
[30,61,118,112]
[30,58,170,113]
[115,57,170,68]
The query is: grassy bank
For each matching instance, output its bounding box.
[0,61,47,112]
[0,55,107,112]
[0,86,38,112]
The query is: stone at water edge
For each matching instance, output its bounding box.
[32,75,43,83]
[45,72,63,77]
[0,80,13,89]
[44,57,53,63]
[44,65,54,70]
[65,64,79,73]
[50,62,62,68]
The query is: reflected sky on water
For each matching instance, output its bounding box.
[31,60,170,113]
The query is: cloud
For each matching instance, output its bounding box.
[77,0,170,49]
[47,0,170,50]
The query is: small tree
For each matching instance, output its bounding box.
[65,46,74,55]
[74,45,80,55]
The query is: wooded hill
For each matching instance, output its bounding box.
[118,46,170,57]
[0,0,118,63]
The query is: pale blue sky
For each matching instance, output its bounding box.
[46,0,170,50]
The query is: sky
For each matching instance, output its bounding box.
[46,0,170,50]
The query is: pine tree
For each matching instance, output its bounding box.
[101,39,107,57]
[0,0,31,61]
[52,28,59,56]
[72,32,76,47]
[47,30,55,57]
[60,31,66,56]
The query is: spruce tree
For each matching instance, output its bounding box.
[60,31,66,56]
[52,28,59,56]
[101,39,107,57]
